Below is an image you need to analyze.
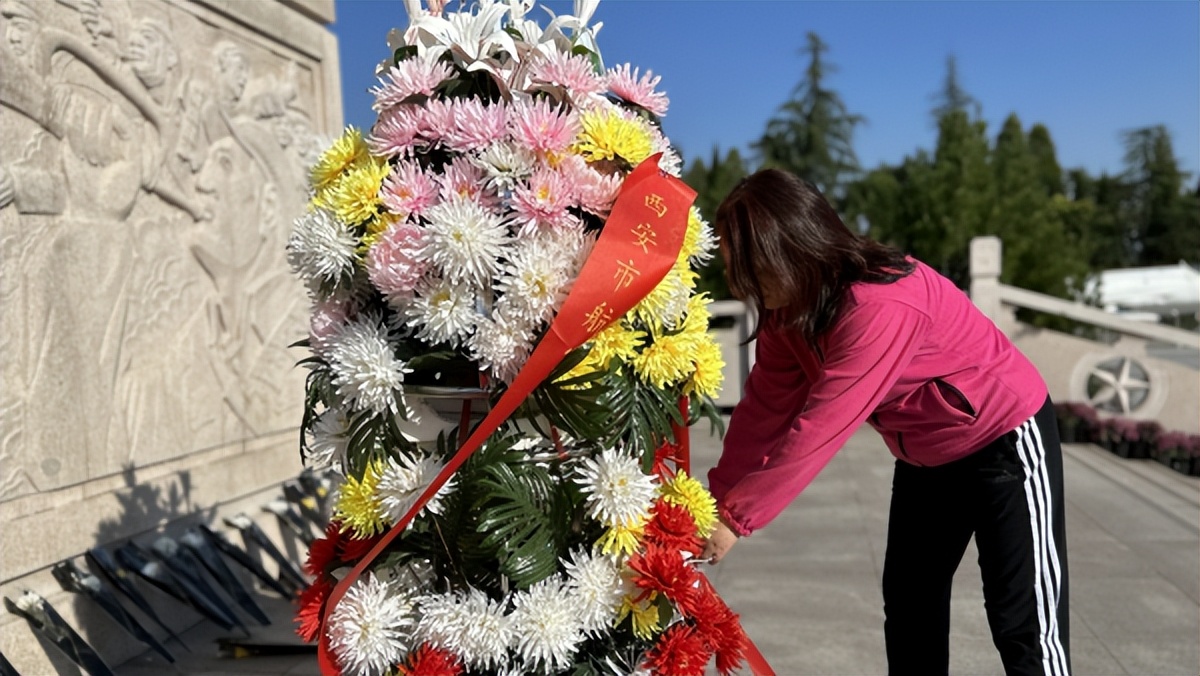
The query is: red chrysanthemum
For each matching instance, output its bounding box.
[338,528,385,563]
[643,623,710,676]
[628,543,699,612]
[651,440,685,479]
[305,522,343,577]
[688,584,747,675]
[645,500,703,556]
[294,575,334,642]
[399,643,464,676]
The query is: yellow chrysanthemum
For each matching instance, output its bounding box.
[617,592,661,639]
[685,334,725,399]
[316,157,389,226]
[628,258,697,331]
[311,126,369,193]
[591,320,647,368]
[681,293,712,333]
[572,110,653,167]
[557,321,647,385]
[660,470,718,538]
[334,460,387,538]
[633,330,695,389]
[596,519,645,558]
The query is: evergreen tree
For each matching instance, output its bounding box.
[753,32,863,198]
[987,114,1090,303]
[843,153,937,255]
[930,54,980,121]
[1090,173,1137,268]
[682,147,748,299]
[1122,125,1198,265]
[926,109,993,286]
[1028,123,1064,196]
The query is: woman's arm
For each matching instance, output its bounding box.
[708,324,810,503]
[717,302,929,536]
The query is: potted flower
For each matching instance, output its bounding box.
[1133,420,1163,460]
[1107,418,1140,459]
[1153,432,1188,472]
[1069,402,1101,444]
[1056,402,1096,444]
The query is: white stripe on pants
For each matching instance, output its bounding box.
[1015,417,1070,676]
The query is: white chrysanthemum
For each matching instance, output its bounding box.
[473,142,537,192]
[307,408,351,472]
[327,315,411,415]
[691,212,719,266]
[655,269,694,328]
[564,228,598,279]
[418,589,513,671]
[496,233,574,327]
[404,276,477,347]
[575,448,658,528]
[650,127,683,176]
[562,549,625,636]
[509,578,585,674]
[327,573,415,676]
[287,208,358,291]
[468,309,534,383]
[377,453,456,525]
[422,196,511,287]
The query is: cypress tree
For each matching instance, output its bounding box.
[754,32,863,198]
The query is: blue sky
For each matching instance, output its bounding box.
[331,0,1199,180]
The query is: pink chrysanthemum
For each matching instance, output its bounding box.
[606,63,670,116]
[437,156,501,210]
[420,97,456,146]
[558,154,621,216]
[367,222,428,299]
[368,104,426,158]
[508,98,581,156]
[380,160,439,219]
[512,167,575,233]
[529,50,605,100]
[309,297,349,352]
[443,99,508,152]
[372,59,453,111]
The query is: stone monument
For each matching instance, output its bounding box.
[0,0,341,670]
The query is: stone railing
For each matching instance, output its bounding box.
[709,299,756,409]
[970,236,1200,434]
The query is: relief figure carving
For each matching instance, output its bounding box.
[0,0,316,496]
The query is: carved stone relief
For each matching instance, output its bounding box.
[0,0,322,499]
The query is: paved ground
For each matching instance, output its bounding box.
[694,425,1200,676]
[117,423,1199,675]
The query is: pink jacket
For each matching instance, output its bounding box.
[708,260,1047,536]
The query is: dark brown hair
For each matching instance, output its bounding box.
[715,168,914,352]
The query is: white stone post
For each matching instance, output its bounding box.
[970,236,1005,325]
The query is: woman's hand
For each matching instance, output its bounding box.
[701,518,740,564]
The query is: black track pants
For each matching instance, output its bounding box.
[882,397,1070,676]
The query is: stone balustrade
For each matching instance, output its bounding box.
[969,236,1199,434]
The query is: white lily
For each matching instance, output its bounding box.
[536,1,604,66]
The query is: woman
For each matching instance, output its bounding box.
[700,169,1070,676]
